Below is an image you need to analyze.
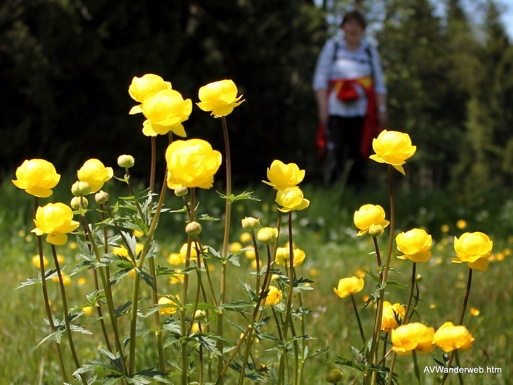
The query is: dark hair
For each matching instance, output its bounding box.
[341,10,366,29]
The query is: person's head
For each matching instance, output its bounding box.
[341,10,365,46]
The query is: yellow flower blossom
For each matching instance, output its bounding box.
[392,323,435,355]
[369,130,416,175]
[197,79,244,117]
[32,203,80,245]
[434,322,474,352]
[354,204,389,236]
[263,160,305,190]
[77,159,113,194]
[264,286,282,306]
[396,228,432,262]
[32,255,49,269]
[158,297,178,315]
[275,187,309,213]
[129,74,171,114]
[12,159,60,198]
[333,277,364,299]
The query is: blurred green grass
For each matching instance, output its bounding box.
[1,176,512,384]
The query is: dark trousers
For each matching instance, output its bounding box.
[325,115,366,186]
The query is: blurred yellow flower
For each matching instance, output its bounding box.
[240,232,252,243]
[129,74,171,114]
[32,255,49,269]
[158,297,177,315]
[456,219,468,230]
[503,248,512,256]
[191,322,201,333]
[355,269,365,278]
[68,241,77,250]
[251,259,258,269]
[169,270,184,285]
[77,159,113,194]
[179,243,207,260]
[434,322,474,352]
[197,79,244,117]
[257,227,279,244]
[264,286,282,306]
[369,130,416,175]
[128,268,137,278]
[229,242,242,253]
[276,247,305,267]
[166,139,222,189]
[363,295,370,303]
[391,323,435,355]
[496,252,504,261]
[82,306,93,316]
[56,255,65,264]
[263,160,305,190]
[275,187,310,213]
[381,301,406,332]
[141,89,192,137]
[12,159,61,198]
[396,228,432,262]
[354,204,389,237]
[441,224,449,233]
[469,307,480,316]
[19,230,26,237]
[168,252,185,266]
[32,203,80,245]
[308,268,319,277]
[113,243,143,259]
[429,303,436,309]
[52,274,72,286]
[245,248,256,259]
[78,277,86,285]
[133,230,144,238]
[333,277,364,299]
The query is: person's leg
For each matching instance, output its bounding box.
[326,116,345,184]
[344,117,366,186]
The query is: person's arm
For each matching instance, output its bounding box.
[316,90,329,127]
[371,47,388,127]
[376,93,387,128]
[313,40,334,127]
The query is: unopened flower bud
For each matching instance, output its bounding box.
[326,368,343,383]
[194,310,206,320]
[95,190,109,205]
[257,227,278,244]
[118,154,135,169]
[72,181,91,196]
[416,273,422,282]
[71,196,87,210]
[174,186,188,197]
[369,224,385,237]
[242,217,260,230]
[185,221,202,235]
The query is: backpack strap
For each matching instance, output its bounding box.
[364,44,375,85]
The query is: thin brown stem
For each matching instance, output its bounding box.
[351,293,366,344]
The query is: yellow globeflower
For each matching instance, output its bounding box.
[369,130,416,175]
[469,307,480,316]
[264,286,282,306]
[197,79,244,117]
[191,322,201,333]
[333,277,364,299]
[240,232,252,243]
[129,74,172,114]
[229,242,242,253]
[113,243,144,259]
[251,259,258,269]
[77,159,113,194]
[381,301,405,332]
[78,277,86,285]
[275,187,310,213]
[453,232,492,272]
[434,322,474,352]
[169,270,184,285]
[456,219,468,230]
[391,323,435,355]
[275,247,306,267]
[245,248,256,259]
[441,224,449,233]
[82,306,93,316]
[354,204,390,236]
[263,160,305,190]
[158,297,177,315]
[12,159,61,198]
[166,139,222,189]
[257,227,279,244]
[32,203,80,245]
[32,255,49,269]
[396,228,432,263]
[179,243,207,260]
[52,274,72,286]
[168,252,185,266]
[141,89,192,137]
[133,230,144,238]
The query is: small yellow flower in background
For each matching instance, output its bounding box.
[68,241,77,250]
[391,323,435,355]
[434,322,474,352]
[229,242,242,253]
[456,219,468,230]
[191,322,201,333]
[56,255,65,265]
[369,130,416,175]
[264,286,282,306]
[275,247,306,267]
[381,301,406,332]
[257,227,279,244]
[128,74,172,114]
[469,307,480,316]
[52,274,72,286]
[503,248,512,256]
[179,243,207,260]
[32,255,49,269]
[141,89,192,137]
[78,277,86,285]
[82,306,93,316]
[19,230,26,237]
[169,270,184,285]
[197,79,244,117]
[240,232,252,243]
[496,252,504,261]
[333,277,364,299]
[453,232,492,271]
[354,204,389,236]
[133,230,144,238]
[12,159,61,198]
[168,252,185,266]
[166,139,222,189]
[435,257,443,265]
[77,159,113,194]
[308,268,318,277]
[245,248,256,259]
[271,274,280,281]
[263,160,305,190]
[251,259,258,269]
[158,297,177,315]
[441,224,449,233]
[457,272,465,280]
[128,268,137,278]
[396,228,432,262]
[429,303,436,309]
[363,295,370,303]
[241,217,260,230]
[32,203,80,245]
[113,243,143,259]
[275,187,309,213]
[284,241,296,249]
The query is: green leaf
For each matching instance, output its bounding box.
[70,324,92,335]
[114,300,133,318]
[139,270,156,291]
[34,330,63,350]
[197,213,220,221]
[364,269,381,283]
[386,280,408,289]
[217,190,261,202]
[220,300,254,311]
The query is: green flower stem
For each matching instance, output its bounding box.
[215,327,252,385]
[351,293,366,344]
[371,165,396,385]
[128,171,168,375]
[35,231,68,381]
[382,333,389,365]
[81,212,126,375]
[199,322,205,385]
[105,205,137,265]
[403,263,417,325]
[193,238,218,307]
[217,115,232,385]
[289,313,300,385]
[272,305,284,341]
[282,212,295,339]
[150,136,157,192]
[412,350,421,385]
[187,240,203,336]
[408,281,420,323]
[126,169,146,226]
[440,268,473,385]
[51,245,87,385]
[372,236,383,282]
[454,351,464,385]
[297,292,306,385]
[251,229,261,294]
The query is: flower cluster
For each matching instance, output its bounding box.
[264,160,309,212]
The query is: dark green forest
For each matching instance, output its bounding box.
[1,0,512,198]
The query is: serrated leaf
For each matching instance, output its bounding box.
[217,190,260,202]
[70,324,93,335]
[197,214,220,221]
[364,269,381,283]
